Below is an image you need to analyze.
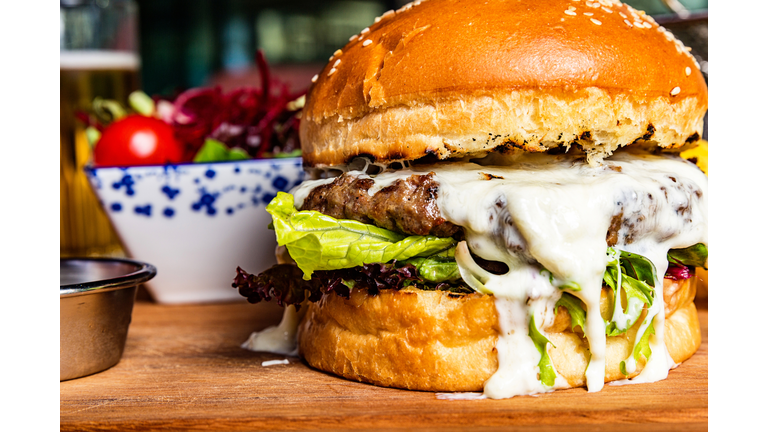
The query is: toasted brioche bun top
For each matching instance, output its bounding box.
[300,0,708,168]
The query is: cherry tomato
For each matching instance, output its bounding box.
[93,115,184,167]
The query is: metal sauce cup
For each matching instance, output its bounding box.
[60,258,156,381]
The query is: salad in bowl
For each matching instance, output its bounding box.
[83,52,308,304]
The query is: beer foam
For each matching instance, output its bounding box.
[60,50,140,70]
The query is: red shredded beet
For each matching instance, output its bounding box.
[167,51,305,161]
[664,264,693,281]
[169,86,228,160]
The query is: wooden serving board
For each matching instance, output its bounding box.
[60,298,708,431]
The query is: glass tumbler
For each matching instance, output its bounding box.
[60,0,140,257]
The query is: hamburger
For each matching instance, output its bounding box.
[233,0,708,399]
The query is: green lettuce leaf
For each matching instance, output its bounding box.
[667,243,708,269]
[403,256,461,283]
[267,192,457,279]
[85,126,101,148]
[620,320,656,376]
[193,138,250,163]
[128,90,155,116]
[264,149,302,159]
[634,320,655,361]
[540,270,581,292]
[529,314,557,387]
[619,250,657,292]
[604,248,656,337]
[555,292,586,333]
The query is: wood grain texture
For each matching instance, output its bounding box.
[60,299,708,431]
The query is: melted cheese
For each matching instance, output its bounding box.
[288,151,707,399]
[242,246,305,355]
[241,305,302,355]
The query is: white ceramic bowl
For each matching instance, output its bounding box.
[86,158,305,304]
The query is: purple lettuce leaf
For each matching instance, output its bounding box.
[233,262,472,308]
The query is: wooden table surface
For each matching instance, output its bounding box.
[60,298,708,431]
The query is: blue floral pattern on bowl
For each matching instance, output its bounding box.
[86,158,305,304]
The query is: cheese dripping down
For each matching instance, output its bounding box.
[287,150,707,398]
[241,246,305,355]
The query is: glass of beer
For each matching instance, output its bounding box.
[60,0,140,257]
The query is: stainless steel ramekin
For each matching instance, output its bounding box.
[60,258,156,381]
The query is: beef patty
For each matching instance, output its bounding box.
[300,171,636,246]
[300,172,460,238]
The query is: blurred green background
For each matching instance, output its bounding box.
[134,0,707,96]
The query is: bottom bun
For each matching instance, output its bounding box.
[297,280,700,392]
